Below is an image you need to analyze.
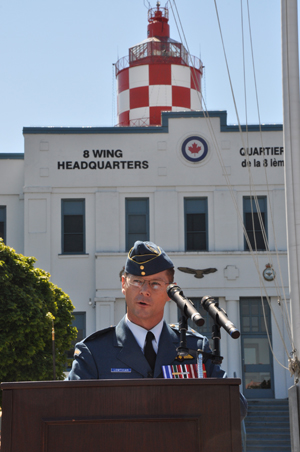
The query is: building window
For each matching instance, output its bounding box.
[243,196,267,251]
[240,298,273,396]
[184,198,208,251]
[0,206,6,243]
[61,199,85,254]
[126,198,149,251]
[66,311,86,369]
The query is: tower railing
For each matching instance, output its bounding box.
[148,6,169,21]
[115,42,203,76]
[115,117,150,127]
[115,56,129,74]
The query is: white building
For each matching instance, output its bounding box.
[0,109,291,400]
[0,3,292,400]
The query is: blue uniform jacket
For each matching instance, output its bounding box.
[67,316,247,418]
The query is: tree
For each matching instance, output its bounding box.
[0,239,77,405]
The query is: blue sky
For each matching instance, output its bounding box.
[0,0,283,153]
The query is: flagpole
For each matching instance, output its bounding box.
[281,0,300,450]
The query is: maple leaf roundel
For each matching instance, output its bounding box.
[181,136,208,163]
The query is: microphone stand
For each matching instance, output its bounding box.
[211,322,223,365]
[196,320,223,365]
[175,313,195,359]
[175,312,223,365]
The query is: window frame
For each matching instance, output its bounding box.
[240,297,274,398]
[243,196,267,251]
[61,199,86,255]
[0,206,6,243]
[125,197,149,251]
[184,197,208,251]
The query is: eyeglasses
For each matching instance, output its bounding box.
[127,275,170,291]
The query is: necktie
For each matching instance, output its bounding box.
[144,331,156,370]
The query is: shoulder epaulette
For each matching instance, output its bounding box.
[84,325,116,342]
[169,323,204,338]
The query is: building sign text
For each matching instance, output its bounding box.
[57,149,149,170]
[240,146,284,168]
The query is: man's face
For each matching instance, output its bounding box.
[122,270,172,330]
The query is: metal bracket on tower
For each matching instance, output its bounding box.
[289,350,300,383]
[88,298,96,309]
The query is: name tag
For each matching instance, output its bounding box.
[111,368,131,373]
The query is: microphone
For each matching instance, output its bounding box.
[201,296,240,339]
[167,284,205,327]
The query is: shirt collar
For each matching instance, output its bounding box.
[125,314,164,353]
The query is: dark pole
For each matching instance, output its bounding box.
[52,319,56,380]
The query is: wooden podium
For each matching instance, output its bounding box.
[1,378,242,452]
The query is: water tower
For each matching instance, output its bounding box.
[115,1,203,126]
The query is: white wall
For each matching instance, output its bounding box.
[0,159,24,253]
[0,111,290,397]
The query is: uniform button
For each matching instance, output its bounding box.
[141,272,146,276]
[140,265,144,270]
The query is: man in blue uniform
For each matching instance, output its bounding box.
[68,240,247,419]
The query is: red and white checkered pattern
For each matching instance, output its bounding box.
[117,63,202,126]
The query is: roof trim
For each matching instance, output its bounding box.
[22,111,283,135]
[0,153,24,159]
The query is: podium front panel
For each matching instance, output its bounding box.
[1,378,242,452]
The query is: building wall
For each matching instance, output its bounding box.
[0,111,292,397]
[0,156,24,253]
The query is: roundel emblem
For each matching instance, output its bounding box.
[181,136,208,163]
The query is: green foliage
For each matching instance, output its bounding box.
[0,239,77,404]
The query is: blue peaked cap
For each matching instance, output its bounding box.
[125,241,174,276]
